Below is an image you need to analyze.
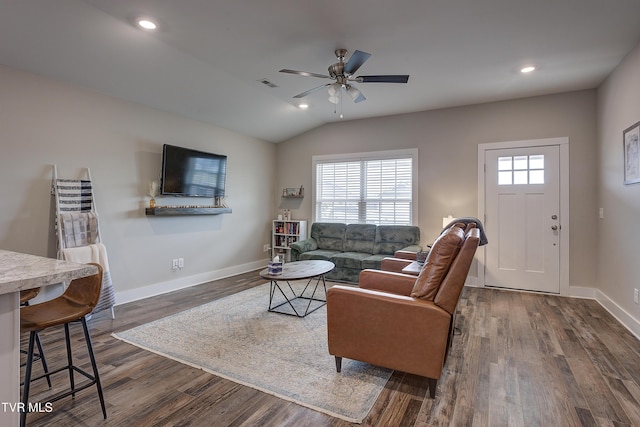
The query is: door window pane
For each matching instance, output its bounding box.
[529,170,544,184]
[529,155,544,169]
[498,171,512,185]
[498,157,512,170]
[514,170,528,185]
[513,156,528,170]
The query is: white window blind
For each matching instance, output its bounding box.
[314,150,416,225]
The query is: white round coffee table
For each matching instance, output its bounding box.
[259,260,335,317]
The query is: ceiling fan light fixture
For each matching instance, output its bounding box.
[328,95,340,104]
[347,85,364,102]
[327,83,341,96]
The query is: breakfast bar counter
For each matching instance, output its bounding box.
[0,249,98,425]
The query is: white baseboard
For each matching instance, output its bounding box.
[592,289,640,340]
[114,258,269,306]
[568,286,597,299]
[549,286,640,340]
[464,276,480,287]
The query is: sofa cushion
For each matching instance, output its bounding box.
[299,249,342,261]
[343,224,376,253]
[361,254,387,270]
[325,267,360,283]
[310,223,347,252]
[374,225,421,255]
[330,252,372,269]
[411,226,465,300]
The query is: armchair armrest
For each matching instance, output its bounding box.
[289,238,318,261]
[380,257,414,273]
[359,269,417,296]
[327,285,451,380]
[394,246,422,259]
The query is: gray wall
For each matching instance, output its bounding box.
[276,90,599,289]
[6,47,637,327]
[0,65,277,303]
[597,41,640,323]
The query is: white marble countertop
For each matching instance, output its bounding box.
[0,249,99,295]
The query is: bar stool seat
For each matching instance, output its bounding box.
[22,299,98,330]
[20,263,107,427]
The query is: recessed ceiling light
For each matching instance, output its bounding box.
[136,18,158,30]
[298,104,309,110]
[520,66,536,73]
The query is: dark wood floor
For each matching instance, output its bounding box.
[21,271,640,426]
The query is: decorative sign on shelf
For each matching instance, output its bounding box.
[282,186,304,198]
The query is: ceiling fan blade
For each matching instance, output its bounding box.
[293,83,332,99]
[357,75,410,83]
[344,50,371,75]
[279,69,331,79]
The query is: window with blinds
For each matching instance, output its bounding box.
[313,150,417,225]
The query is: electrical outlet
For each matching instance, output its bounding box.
[172,259,179,270]
[178,258,184,269]
[634,288,639,304]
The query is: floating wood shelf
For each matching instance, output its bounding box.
[145,207,232,216]
[282,187,304,198]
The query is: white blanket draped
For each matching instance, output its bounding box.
[61,243,115,314]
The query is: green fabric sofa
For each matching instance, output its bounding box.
[290,222,421,283]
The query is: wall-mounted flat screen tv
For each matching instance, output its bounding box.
[161,144,227,197]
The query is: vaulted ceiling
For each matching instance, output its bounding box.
[2,0,640,142]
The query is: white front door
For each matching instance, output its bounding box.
[484,145,561,293]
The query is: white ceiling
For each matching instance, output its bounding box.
[2,0,640,143]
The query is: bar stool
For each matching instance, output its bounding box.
[20,263,107,427]
[19,288,40,305]
[20,288,52,389]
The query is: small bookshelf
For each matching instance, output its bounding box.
[272,220,307,262]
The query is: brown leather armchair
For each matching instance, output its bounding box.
[327,226,480,398]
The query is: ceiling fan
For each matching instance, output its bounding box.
[279,49,409,104]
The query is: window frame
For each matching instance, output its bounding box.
[312,148,419,225]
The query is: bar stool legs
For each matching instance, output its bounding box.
[20,318,107,427]
[81,317,107,418]
[20,333,51,389]
[20,290,51,389]
[34,334,51,389]
[64,324,75,398]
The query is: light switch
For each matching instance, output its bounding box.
[599,208,604,219]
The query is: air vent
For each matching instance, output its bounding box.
[258,78,278,88]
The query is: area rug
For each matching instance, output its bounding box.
[112,281,392,423]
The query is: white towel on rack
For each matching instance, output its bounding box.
[61,243,115,314]
[61,243,109,272]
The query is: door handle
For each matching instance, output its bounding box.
[551,225,558,231]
